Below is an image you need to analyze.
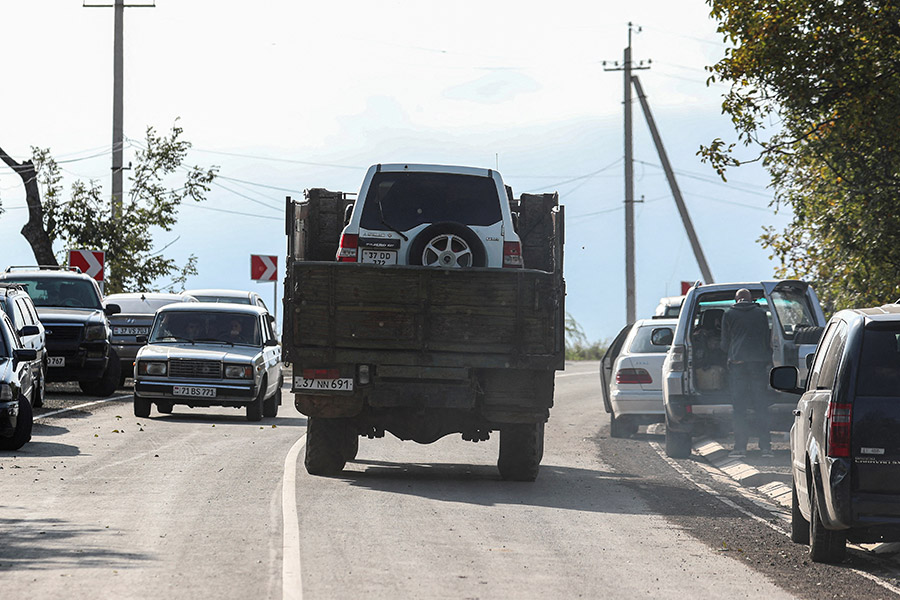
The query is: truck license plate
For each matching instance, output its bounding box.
[360,250,397,265]
[173,386,216,397]
[48,356,65,367]
[114,326,149,336]
[294,377,354,391]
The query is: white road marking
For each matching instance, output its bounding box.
[282,433,306,600]
[646,423,900,596]
[34,394,132,420]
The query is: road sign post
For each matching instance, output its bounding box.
[68,249,106,292]
[251,254,278,327]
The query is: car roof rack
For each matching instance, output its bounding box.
[4,265,82,274]
[0,282,26,293]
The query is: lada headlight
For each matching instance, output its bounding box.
[225,364,252,379]
[0,383,12,401]
[138,361,167,376]
[85,324,108,341]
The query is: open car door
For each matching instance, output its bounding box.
[761,280,827,382]
[600,323,633,414]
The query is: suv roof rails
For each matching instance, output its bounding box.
[4,265,83,274]
[0,282,26,291]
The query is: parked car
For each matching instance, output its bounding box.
[105,292,198,386]
[133,303,282,420]
[0,311,39,450]
[662,280,827,458]
[771,304,900,563]
[184,288,269,310]
[654,295,685,318]
[335,163,524,268]
[601,318,677,437]
[0,282,46,407]
[0,267,121,397]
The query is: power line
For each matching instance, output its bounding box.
[183,203,281,221]
[190,148,365,170]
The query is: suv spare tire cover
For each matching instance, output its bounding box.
[407,222,487,268]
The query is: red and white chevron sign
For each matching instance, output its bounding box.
[68,249,105,281]
[250,254,278,282]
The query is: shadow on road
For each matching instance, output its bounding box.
[0,440,83,458]
[148,412,307,427]
[0,512,152,571]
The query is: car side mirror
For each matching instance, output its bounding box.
[136,335,148,344]
[105,303,121,316]
[650,327,674,346]
[265,338,279,347]
[13,348,38,363]
[770,365,804,394]
[19,325,40,337]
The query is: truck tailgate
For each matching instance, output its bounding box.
[284,262,563,369]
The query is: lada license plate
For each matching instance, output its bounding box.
[48,356,65,367]
[360,250,397,265]
[294,377,354,391]
[114,326,149,336]
[173,386,216,397]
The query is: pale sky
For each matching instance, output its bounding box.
[0,1,786,342]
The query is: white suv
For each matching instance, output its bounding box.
[336,163,523,269]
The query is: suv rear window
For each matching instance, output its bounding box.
[857,327,900,397]
[359,172,502,231]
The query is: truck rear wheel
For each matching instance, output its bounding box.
[497,422,544,481]
[305,417,348,476]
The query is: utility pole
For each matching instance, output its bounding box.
[84,1,155,220]
[604,23,650,324]
[632,76,714,284]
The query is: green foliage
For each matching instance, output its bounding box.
[36,123,217,294]
[565,312,608,361]
[703,0,900,310]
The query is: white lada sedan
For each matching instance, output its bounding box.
[133,303,282,421]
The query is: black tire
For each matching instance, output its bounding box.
[665,425,692,458]
[157,402,173,414]
[134,394,151,418]
[246,383,264,422]
[497,422,545,481]
[305,417,347,476]
[342,430,359,462]
[791,479,810,544]
[262,381,279,418]
[79,349,122,397]
[408,222,487,268]
[809,482,846,563]
[0,394,33,451]
[32,365,45,408]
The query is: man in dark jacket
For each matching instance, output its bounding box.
[721,288,772,458]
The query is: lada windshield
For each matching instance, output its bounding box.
[5,277,101,309]
[359,172,502,231]
[108,296,187,314]
[150,311,260,346]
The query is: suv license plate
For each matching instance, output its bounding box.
[294,377,354,391]
[48,356,65,367]
[361,250,397,265]
[173,386,216,397]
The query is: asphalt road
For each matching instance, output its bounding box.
[1,364,899,599]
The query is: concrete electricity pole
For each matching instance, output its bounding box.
[84,0,155,220]
[604,23,650,324]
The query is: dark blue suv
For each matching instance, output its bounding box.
[772,303,900,562]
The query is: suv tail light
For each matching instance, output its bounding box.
[336,233,359,262]
[826,402,852,457]
[503,241,524,268]
[616,368,652,385]
[669,344,685,372]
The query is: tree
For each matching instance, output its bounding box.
[2,123,217,293]
[0,148,58,266]
[702,0,900,310]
